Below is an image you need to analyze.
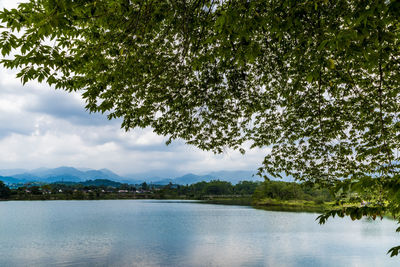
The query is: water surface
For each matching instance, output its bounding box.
[0,200,399,266]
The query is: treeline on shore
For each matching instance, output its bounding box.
[0,179,333,210]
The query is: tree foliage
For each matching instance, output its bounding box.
[0,181,11,199]
[253,180,332,202]
[1,0,400,254]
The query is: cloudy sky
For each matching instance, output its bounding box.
[0,0,269,176]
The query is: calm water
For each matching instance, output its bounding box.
[0,200,399,267]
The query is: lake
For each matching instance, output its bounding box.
[0,200,399,266]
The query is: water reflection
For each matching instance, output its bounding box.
[0,200,399,266]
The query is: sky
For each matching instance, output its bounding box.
[0,0,269,176]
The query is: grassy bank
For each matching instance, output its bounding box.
[252,198,334,212]
[201,197,253,206]
[201,197,334,213]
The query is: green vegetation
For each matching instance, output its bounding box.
[1,180,139,201]
[0,181,11,199]
[152,180,257,205]
[0,179,333,211]
[1,0,400,255]
[253,180,332,202]
[252,180,334,212]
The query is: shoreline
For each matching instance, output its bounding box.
[1,195,330,213]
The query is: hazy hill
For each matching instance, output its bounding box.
[0,169,28,176]
[0,167,267,185]
[170,173,215,185]
[0,175,26,184]
[206,170,260,183]
[1,167,123,184]
[79,179,123,187]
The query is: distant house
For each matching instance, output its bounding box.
[118,190,128,193]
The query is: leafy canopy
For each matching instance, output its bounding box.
[1,0,400,254]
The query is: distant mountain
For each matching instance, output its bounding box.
[51,179,123,187]
[0,169,28,176]
[42,175,83,183]
[30,166,83,178]
[80,179,123,187]
[85,169,121,180]
[0,175,27,184]
[172,173,215,185]
[76,167,92,172]
[0,167,268,185]
[151,178,174,185]
[1,167,125,184]
[123,170,183,182]
[11,173,40,181]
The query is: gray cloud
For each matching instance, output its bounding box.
[25,89,120,126]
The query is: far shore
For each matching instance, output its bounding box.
[0,194,332,213]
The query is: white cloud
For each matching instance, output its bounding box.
[0,0,20,9]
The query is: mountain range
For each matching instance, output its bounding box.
[0,167,264,185]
